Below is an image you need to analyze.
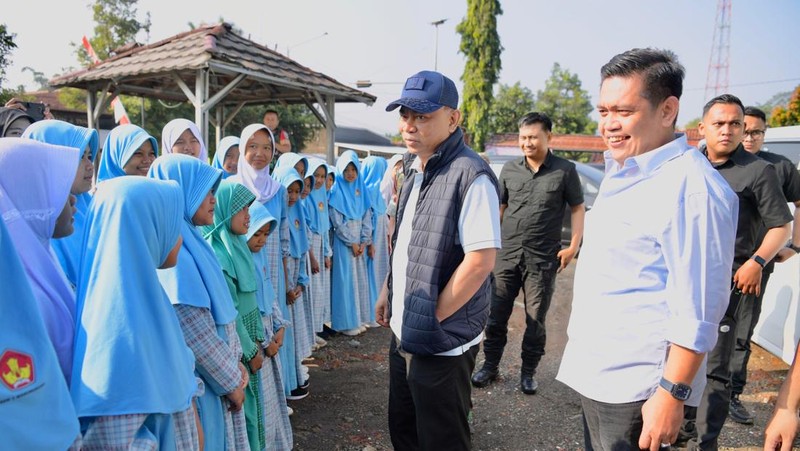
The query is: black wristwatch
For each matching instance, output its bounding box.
[751,254,767,268]
[659,377,692,401]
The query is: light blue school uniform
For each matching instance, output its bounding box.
[71,178,197,421]
[0,206,80,450]
[361,156,390,313]
[22,119,99,288]
[328,151,374,330]
[149,154,244,451]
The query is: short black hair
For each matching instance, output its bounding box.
[263,109,279,116]
[601,48,685,107]
[744,106,767,123]
[702,94,744,118]
[518,112,552,132]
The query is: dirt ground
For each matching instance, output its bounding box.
[290,265,794,450]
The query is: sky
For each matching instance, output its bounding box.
[3,0,800,137]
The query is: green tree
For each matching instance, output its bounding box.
[489,82,535,134]
[0,24,17,87]
[534,63,596,135]
[684,117,701,129]
[456,0,503,152]
[770,85,800,127]
[73,0,151,65]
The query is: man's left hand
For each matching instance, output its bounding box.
[639,389,683,451]
[556,246,578,273]
[734,259,763,296]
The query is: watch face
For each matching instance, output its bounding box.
[673,383,692,400]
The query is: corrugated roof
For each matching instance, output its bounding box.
[49,23,375,106]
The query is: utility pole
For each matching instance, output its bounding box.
[705,0,731,101]
[431,19,447,71]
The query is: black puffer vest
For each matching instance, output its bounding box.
[388,129,498,355]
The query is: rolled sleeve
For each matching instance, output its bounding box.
[661,191,738,352]
[458,174,501,253]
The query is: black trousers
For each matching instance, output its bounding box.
[388,335,479,451]
[730,273,771,396]
[580,395,647,451]
[683,287,745,450]
[481,254,557,374]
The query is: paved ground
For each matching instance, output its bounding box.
[289,264,794,450]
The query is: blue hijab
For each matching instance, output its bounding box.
[22,120,99,287]
[305,157,329,234]
[246,202,278,314]
[0,213,80,450]
[275,152,308,175]
[71,177,197,416]
[148,154,239,326]
[97,124,158,182]
[361,156,388,215]
[213,136,239,179]
[274,166,309,257]
[328,150,370,220]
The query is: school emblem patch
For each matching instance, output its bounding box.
[294,219,300,229]
[318,201,324,211]
[0,349,34,391]
[355,189,360,196]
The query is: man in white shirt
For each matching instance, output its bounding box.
[375,70,501,450]
[556,48,738,451]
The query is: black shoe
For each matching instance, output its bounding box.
[471,366,499,388]
[729,394,754,424]
[299,378,310,390]
[520,374,538,395]
[286,386,309,400]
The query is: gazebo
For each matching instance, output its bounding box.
[49,22,376,162]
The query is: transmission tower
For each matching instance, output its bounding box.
[705,0,732,101]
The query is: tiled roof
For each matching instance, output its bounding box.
[49,23,375,106]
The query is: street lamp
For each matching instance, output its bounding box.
[287,32,328,57]
[431,19,447,71]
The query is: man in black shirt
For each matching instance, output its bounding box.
[682,95,792,450]
[471,112,585,394]
[725,106,800,425]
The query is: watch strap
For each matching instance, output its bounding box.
[751,254,766,268]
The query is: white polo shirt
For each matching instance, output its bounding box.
[390,156,501,356]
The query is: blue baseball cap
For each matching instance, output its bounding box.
[385,70,459,114]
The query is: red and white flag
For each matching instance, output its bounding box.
[82,35,130,125]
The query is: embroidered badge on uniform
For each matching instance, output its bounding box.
[0,350,35,390]
[294,219,300,229]
[318,201,324,211]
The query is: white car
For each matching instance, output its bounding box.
[752,125,800,363]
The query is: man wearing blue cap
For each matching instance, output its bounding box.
[375,70,501,449]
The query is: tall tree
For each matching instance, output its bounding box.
[456,0,503,152]
[0,24,17,87]
[74,0,151,65]
[489,82,535,134]
[534,63,596,135]
[770,85,800,127]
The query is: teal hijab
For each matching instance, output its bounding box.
[149,154,239,326]
[0,209,80,450]
[97,124,158,182]
[203,181,258,293]
[71,177,197,416]
[22,120,99,286]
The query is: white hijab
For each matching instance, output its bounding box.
[233,123,281,202]
[161,118,208,162]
